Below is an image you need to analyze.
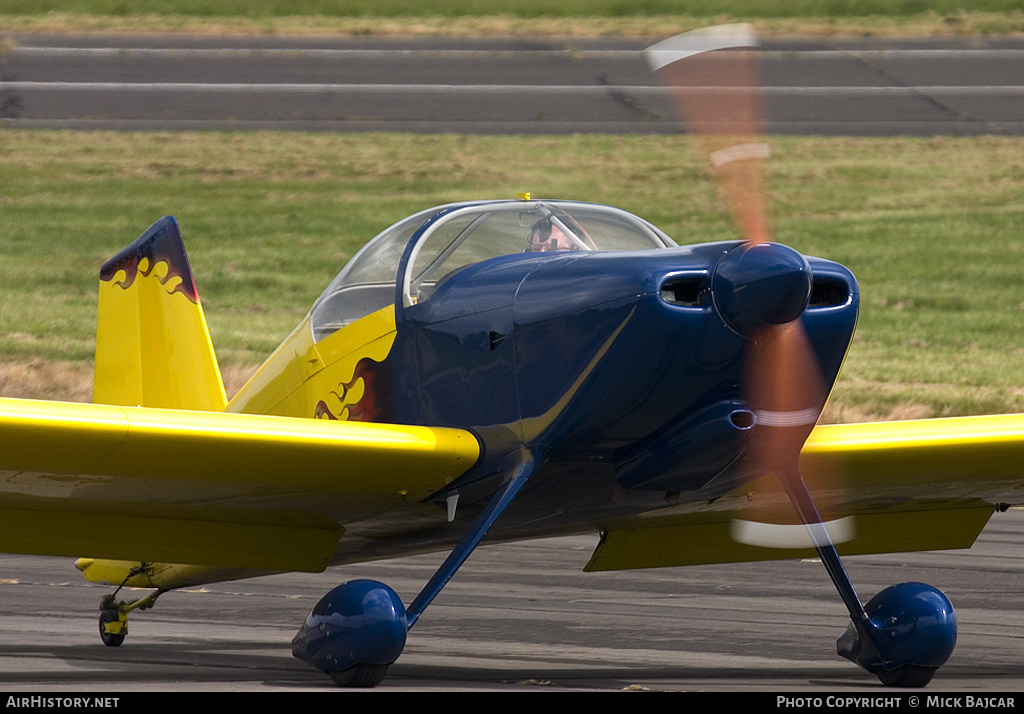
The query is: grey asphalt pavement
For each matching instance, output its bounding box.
[2,34,1024,133]
[0,508,1021,692]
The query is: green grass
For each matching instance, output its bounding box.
[1,0,1022,16]
[1,130,1022,419]
[0,1,1021,15]
[1,0,1023,36]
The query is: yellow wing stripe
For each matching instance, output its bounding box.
[0,397,480,571]
[0,397,477,487]
[807,413,1024,450]
[587,414,1024,571]
[803,414,1024,499]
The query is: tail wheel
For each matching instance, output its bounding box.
[329,664,389,688]
[98,609,125,647]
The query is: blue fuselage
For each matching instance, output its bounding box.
[388,241,859,537]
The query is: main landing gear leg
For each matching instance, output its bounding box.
[292,450,538,688]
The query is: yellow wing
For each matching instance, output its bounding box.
[0,397,479,573]
[587,414,1024,571]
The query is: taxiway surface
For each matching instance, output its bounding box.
[2,34,1024,134]
[0,509,1021,692]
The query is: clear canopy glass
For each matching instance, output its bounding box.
[311,200,674,341]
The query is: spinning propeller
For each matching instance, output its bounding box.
[646,24,848,550]
[645,26,956,687]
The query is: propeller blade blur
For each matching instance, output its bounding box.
[645,24,770,245]
[646,25,850,544]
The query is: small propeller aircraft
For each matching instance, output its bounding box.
[1,26,1023,690]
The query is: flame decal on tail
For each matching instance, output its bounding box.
[94,216,226,411]
[100,216,199,303]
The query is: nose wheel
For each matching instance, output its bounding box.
[876,665,936,688]
[329,664,390,688]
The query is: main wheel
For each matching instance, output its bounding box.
[329,664,389,688]
[876,665,936,688]
[98,609,125,647]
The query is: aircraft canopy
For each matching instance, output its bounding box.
[311,200,674,340]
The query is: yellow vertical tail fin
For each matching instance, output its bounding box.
[94,216,226,410]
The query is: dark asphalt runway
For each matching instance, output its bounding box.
[0,508,1021,692]
[2,34,1024,134]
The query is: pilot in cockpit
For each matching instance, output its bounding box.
[527,207,601,253]
[527,217,577,252]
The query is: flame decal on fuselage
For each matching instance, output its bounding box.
[313,400,338,420]
[300,306,398,424]
[346,356,394,422]
[314,355,394,423]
